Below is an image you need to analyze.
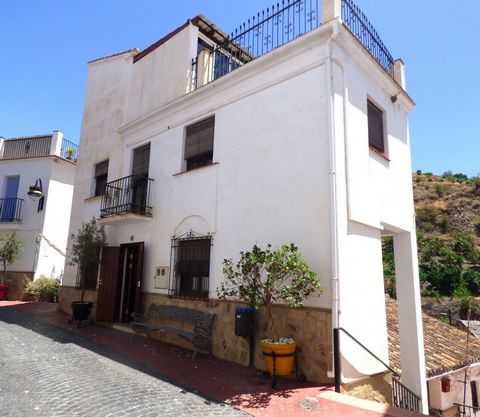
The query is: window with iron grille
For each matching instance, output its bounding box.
[184,117,214,171]
[170,236,211,299]
[367,100,385,154]
[75,263,99,290]
[94,160,109,196]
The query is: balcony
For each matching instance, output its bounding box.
[192,0,394,88]
[0,198,23,223]
[0,133,79,162]
[99,175,154,225]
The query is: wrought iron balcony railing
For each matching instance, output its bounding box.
[192,0,321,87]
[341,0,394,75]
[192,0,395,87]
[0,198,23,222]
[100,175,154,218]
[60,138,79,161]
[2,136,52,159]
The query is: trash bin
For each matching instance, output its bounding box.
[235,307,255,337]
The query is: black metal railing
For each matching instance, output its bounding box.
[392,377,420,413]
[334,327,420,413]
[169,233,211,300]
[100,175,153,218]
[341,0,394,75]
[0,198,23,222]
[193,0,321,87]
[2,136,51,159]
[60,138,79,161]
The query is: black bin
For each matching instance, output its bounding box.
[235,307,255,337]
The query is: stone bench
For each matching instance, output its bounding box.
[130,304,215,359]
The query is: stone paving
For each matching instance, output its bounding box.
[0,307,248,417]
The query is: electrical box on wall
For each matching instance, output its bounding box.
[154,266,169,289]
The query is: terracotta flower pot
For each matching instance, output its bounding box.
[261,340,297,376]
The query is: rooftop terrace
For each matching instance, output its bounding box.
[192,0,395,88]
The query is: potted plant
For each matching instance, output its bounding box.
[0,232,23,300]
[218,243,324,376]
[65,147,75,160]
[69,218,106,324]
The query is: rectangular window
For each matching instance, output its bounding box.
[472,381,479,408]
[171,237,211,299]
[184,116,214,171]
[367,100,385,154]
[94,160,109,196]
[132,143,150,177]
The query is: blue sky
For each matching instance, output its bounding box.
[1,1,479,176]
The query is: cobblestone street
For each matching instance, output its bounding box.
[0,307,247,417]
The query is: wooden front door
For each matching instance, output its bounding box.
[96,246,121,322]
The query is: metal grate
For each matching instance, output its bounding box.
[0,198,23,222]
[2,136,51,159]
[193,0,321,87]
[100,175,154,218]
[169,232,212,300]
[392,377,420,413]
[341,0,394,75]
[60,138,79,161]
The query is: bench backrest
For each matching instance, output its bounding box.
[144,304,214,329]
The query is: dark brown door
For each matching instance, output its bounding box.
[120,242,144,322]
[96,246,121,322]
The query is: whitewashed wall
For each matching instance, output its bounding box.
[67,18,421,391]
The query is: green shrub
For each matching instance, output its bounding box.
[434,183,445,197]
[416,169,422,175]
[25,277,60,302]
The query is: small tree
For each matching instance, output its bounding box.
[217,243,324,340]
[0,232,23,284]
[69,218,106,301]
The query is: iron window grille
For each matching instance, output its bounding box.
[75,263,99,290]
[169,231,212,300]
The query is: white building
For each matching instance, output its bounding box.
[59,0,427,412]
[0,131,76,298]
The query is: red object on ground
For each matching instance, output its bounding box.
[0,284,8,300]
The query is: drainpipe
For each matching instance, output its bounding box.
[325,22,341,386]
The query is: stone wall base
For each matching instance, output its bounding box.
[142,293,333,383]
[58,286,99,318]
[342,372,393,404]
[3,271,34,301]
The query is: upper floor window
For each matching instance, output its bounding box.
[367,100,385,154]
[94,160,109,196]
[184,116,215,171]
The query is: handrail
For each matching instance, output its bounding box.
[338,327,399,376]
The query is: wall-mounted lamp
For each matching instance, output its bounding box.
[27,179,45,212]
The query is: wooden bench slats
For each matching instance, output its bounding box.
[130,304,215,359]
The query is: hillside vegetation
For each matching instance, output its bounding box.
[383,171,480,301]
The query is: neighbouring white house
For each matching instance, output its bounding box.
[0,131,77,299]
[59,0,428,412]
[387,296,480,417]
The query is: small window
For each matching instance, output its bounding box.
[94,160,109,196]
[184,116,214,171]
[472,381,479,408]
[367,100,385,154]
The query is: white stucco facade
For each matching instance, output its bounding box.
[62,8,427,411]
[0,132,76,281]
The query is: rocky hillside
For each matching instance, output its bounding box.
[384,172,480,305]
[413,172,480,245]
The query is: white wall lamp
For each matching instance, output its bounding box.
[27,178,45,212]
